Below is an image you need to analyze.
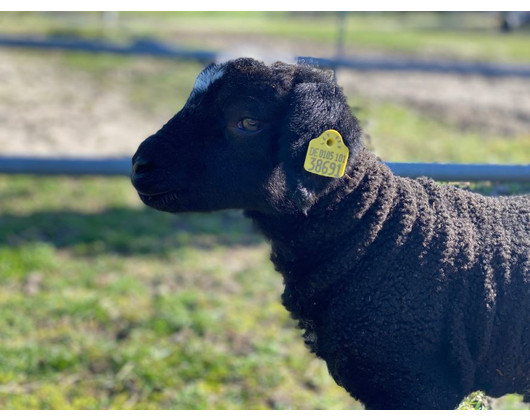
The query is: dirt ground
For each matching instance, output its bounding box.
[0,50,156,157]
[1,46,530,158]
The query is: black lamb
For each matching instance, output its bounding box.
[131,58,530,409]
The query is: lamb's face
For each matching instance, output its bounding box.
[131,58,361,214]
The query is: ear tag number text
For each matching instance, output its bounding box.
[304,130,349,178]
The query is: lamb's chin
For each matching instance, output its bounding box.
[138,191,187,213]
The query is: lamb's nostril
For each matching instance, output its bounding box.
[132,160,141,174]
[132,157,153,175]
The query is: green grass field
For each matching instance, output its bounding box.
[1,173,529,409]
[1,12,530,409]
[1,178,529,409]
[0,176,362,409]
[1,12,530,63]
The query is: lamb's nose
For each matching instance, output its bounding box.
[131,155,156,194]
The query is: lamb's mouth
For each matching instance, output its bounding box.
[138,190,184,211]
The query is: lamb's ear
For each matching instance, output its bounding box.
[278,81,359,214]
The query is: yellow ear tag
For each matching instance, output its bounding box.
[304,129,349,178]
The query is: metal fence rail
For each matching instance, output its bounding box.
[0,35,216,62]
[3,35,530,78]
[298,56,530,78]
[1,156,529,182]
[385,162,530,182]
[0,157,131,177]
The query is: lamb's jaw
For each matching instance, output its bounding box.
[138,190,186,213]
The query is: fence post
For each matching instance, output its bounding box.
[103,11,119,29]
[334,11,347,81]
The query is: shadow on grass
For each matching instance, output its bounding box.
[0,207,264,256]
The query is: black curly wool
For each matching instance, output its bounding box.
[132,58,530,409]
[250,150,530,409]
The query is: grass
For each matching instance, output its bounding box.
[0,176,360,409]
[1,175,528,409]
[59,52,204,116]
[0,12,530,63]
[354,101,530,164]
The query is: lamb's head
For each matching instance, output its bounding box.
[131,58,363,215]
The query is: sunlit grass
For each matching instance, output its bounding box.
[0,175,363,409]
[356,101,530,163]
[0,12,529,63]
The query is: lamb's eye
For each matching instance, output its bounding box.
[238,118,262,132]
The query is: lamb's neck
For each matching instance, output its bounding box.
[250,150,419,286]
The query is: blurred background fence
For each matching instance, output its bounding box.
[0,11,529,181]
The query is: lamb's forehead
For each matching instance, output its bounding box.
[191,59,271,92]
[190,59,330,98]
